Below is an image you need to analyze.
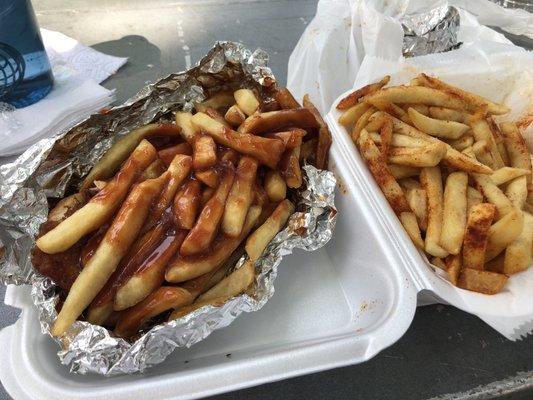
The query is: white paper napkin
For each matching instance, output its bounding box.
[0,29,127,157]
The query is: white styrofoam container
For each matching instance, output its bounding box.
[0,131,422,399]
[6,83,533,395]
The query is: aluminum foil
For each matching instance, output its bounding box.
[401,5,461,57]
[0,42,337,375]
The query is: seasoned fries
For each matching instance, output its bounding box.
[407,107,469,139]
[339,74,533,294]
[357,129,410,215]
[33,84,329,338]
[462,203,496,270]
[440,172,468,255]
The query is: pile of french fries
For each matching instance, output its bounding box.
[32,86,331,339]
[338,73,533,295]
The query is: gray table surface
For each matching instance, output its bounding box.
[1,1,533,399]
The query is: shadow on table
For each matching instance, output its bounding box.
[91,35,162,104]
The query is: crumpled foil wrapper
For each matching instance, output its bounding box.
[402,5,461,57]
[0,42,337,375]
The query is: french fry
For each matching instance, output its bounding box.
[193,135,217,170]
[388,164,420,179]
[201,186,215,206]
[357,129,410,215]
[174,179,202,230]
[166,206,261,282]
[503,212,533,274]
[506,176,528,209]
[369,133,427,148]
[500,122,532,183]
[115,286,194,338]
[448,135,474,151]
[399,212,424,249]
[440,172,468,255]
[175,112,199,143]
[379,116,393,157]
[222,156,259,237]
[81,124,180,190]
[406,188,427,231]
[467,187,483,213]
[179,247,244,299]
[417,73,510,115]
[194,91,235,113]
[224,105,246,127]
[191,112,284,168]
[420,167,449,258]
[407,107,469,139]
[114,230,187,311]
[472,140,494,168]
[158,143,192,166]
[143,154,192,232]
[370,111,492,174]
[264,170,287,202]
[428,106,469,123]
[303,94,332,170]
[351,106,376,142]
[253,185,270,210]
[198,259,255,302]
[484,253,505,274]
[265,129,306,150]
[181,165,235,256]
[388,142,447,167]
[485,208,524,262]
[234,88,260,116]
[239,108,319,135]
[490,167,530,186]
[195,168,219,188]
[370,99,411,124]
[405,104,429,116]
[37,140,157,254]
[280,145,302,188]
[399,178,421,192]
[472,173,515,219]
[338,102,371,127]
[462,146,475,159]
[219,147,239,166]
[142,159,167,179]
[470,117,504,169]
[246,200,295,260]
[47,193,86,223]
[204,107,233,129]
[457,268,508,295]
[487,117,511,166]
[275,87,301,109]
[444,254,462,286]
[336,75,390,110]
[87,221,171,325]
[51,174,167,336]
[364,86,468,110]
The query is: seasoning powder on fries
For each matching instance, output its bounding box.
[338,74,533,295]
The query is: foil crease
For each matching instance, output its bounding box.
[402,5,461,57]
[0,42,337,375]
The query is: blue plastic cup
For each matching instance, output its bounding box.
[0,0,54,108]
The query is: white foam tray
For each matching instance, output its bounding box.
[0,108,429,399]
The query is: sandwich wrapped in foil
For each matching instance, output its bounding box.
[401,5,461,57]
[0,42,337,375]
